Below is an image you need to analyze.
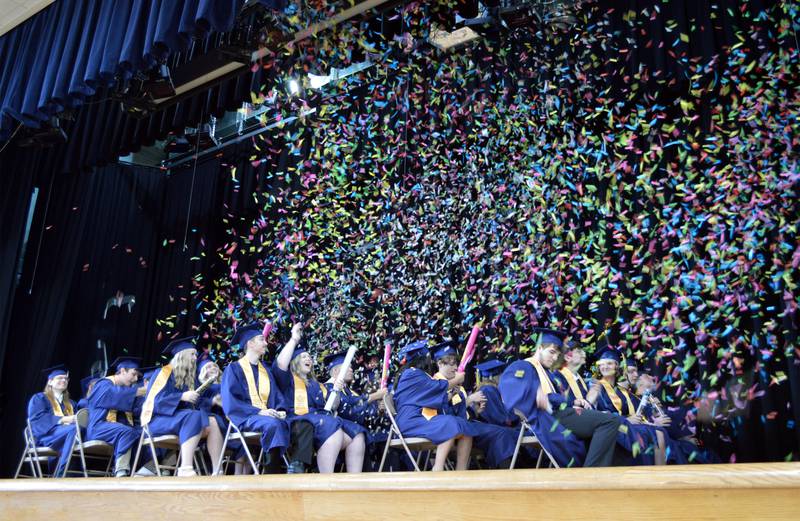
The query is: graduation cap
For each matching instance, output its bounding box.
[42,364,69,380]
[323,350,348,371]
[432,339,458,361]
[80,376,99,396]
[138,366,160,382]
[397,340,429,365]
[595,348,622,365]
[475,359,506,378]
[109,356,141,373]
[231,323,263,348]
[533,327,567,348]
[161,337,196,357]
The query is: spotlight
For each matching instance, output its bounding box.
[142,64,176,99]
[16,118,68,147]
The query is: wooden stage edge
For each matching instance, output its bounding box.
[1,463,799,520]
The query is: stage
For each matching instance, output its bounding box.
[0,463,798,520]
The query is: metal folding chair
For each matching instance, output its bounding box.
[60,408,114,477]
[509,410,559,469]
[131,424,182,476]
[215,419,264,475]
[13,420,58,478]
[378,394,439,472]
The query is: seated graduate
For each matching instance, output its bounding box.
[432,343,518,469]
[272,326,364,474]
[87,357,148,477]
[587,346,667,465]
[27,365,81,477]
[140,338,222,476]
[77,376,99,410]
[197,357,245,473]
[392,341,474,471]
[635,374,719,464]
[549,339,593,410]
[323,351,381,472]
[220,322,313,474]
[473,360,518,427]
[499,328,623,468]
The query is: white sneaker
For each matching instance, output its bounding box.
[134,466,156,477]
[176,466,197,477]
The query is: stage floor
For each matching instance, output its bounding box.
[1,463,799,520]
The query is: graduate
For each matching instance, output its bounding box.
[473,360,517,427]
[551,341,593,409]
[26,365,81,477]
[499,328,620,468]
[87,357,148,477]
[273,325,364,473]
[140,338,222,476]
[432,344,518,469]
[588,347,667,465]
[392,341,474,471]
[197,358,246,473]
[220,322,313,474]
[323,351,385,471]
[77,376,99,410]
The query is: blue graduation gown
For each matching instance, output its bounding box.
[326,383,389,446]
[144,371,208,443]
[595,384,664,464]
[322,382,370,441]
[87,379,141,458]
[498,361,586,467]
[476,384,518,427]
[272,363,344,448]
[27,393,81,476]
[393,368,476,445]
[443,380,517,468]
[220,361,290,453]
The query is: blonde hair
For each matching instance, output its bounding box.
[171,349,197,390]
[290,355,316,383]
[198,361,221,384]
[43,384,70,404]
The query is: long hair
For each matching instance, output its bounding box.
[397,354,431,387]
[198,362,221,384]
[290,355,316,383]
[43,383,70,405]
[171,350,197,390]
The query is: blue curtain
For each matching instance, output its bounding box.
[0,0,246,139]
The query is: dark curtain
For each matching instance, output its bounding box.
[0,0,245,138]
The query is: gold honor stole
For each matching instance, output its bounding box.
[559,368,586,401]
[292,374,327,416]
[524,357,555,395]
[599,379,635,415]
[103,376,134,424]
[47,394,74,417]
[139,365,174,426]
[434,372,465,406]
[238,358,271,410]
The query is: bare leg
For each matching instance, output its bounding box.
[316,429,344,473]
[655,430,666,466]
[205,418,223,474]
[455,436,472,471]
[432,438,455,471]
[344,433,365,473]
[179,434,202,475]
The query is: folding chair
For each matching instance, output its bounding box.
[378,393,439,472]
[131,424,182,476]
[509,411,559,469]
[215,419,264,475]
[61,408,114,477]
[13,420,58,478]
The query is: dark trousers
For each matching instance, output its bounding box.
[289,420,314,466]
[553,407,620,467]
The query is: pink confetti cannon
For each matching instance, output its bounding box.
[458,325,482,373]
[380,342,392,390]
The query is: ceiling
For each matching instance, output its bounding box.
[0,0,54,37]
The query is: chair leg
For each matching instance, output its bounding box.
[215,423,232,476]
[535,449,544,468]
[510,424,525,470]
[378,434,393,472]
[14,442,28,479]
[131,429,146,476]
